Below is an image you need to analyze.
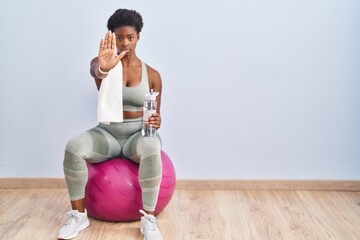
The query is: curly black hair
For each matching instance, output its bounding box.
[107,9,143,33]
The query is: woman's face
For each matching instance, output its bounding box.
[113,26,139,54]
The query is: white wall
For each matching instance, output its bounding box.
[0,0,359,179]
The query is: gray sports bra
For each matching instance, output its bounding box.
[123,61,150,112]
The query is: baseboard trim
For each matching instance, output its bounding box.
[175,180,360,191]
[1,178,359,191]
[0,178,67,189]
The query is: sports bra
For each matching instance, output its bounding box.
[123,61,150,112]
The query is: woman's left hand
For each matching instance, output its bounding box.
[145,113,161,129]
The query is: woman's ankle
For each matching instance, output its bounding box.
[71,198,85,212]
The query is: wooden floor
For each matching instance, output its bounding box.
[0,188,360,240]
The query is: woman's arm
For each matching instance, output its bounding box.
[90,57,107,90]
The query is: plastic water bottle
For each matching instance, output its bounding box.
[142,89,159,137]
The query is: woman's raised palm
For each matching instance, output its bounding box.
[98,31,128,72]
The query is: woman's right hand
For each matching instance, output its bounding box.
[98,31,129,72]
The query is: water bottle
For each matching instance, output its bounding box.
[142,89,159,137]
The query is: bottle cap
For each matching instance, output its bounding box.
[145,89,159,100]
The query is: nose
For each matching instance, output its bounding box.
[122,39,129,47]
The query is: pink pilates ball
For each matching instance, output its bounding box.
[85,151,176,222]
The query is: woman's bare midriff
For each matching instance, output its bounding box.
[123,111,143,119]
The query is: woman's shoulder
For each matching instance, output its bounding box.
[144,63,161,81]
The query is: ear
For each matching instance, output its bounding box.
[137,33,141,40]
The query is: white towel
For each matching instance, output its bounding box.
[97,62,123,124]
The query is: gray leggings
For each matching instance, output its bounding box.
[63,117,162,211]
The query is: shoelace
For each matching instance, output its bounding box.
[64,211,80,226]
[140,210,158,231]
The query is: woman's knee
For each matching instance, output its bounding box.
[63,133,94,171]
[136,136,162,159]
[65,133,93,156]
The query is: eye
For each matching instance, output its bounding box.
[128,36,134,41]
[116,36,123,41]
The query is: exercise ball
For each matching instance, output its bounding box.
[84,151,176,222]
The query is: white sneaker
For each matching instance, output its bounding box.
[139,210,163,240]
[57,209,90,239]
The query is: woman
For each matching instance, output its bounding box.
[57,9,163,240]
